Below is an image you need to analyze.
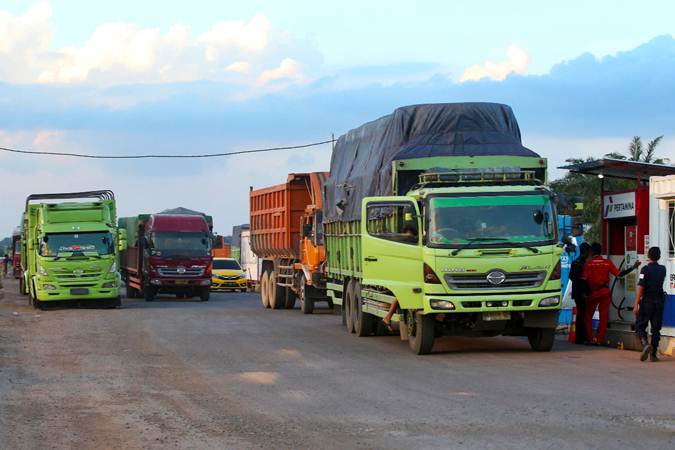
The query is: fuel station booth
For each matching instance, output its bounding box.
[560,159,675,353]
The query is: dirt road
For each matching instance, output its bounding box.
[1,278,673,449]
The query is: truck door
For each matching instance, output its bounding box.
[361,198,423,308]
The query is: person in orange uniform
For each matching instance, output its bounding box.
[582,243,640,345]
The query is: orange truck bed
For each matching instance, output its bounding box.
[249,173,326,259]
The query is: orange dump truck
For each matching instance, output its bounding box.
[250,172,329,313]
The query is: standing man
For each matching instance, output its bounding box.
[633,247,667,362]
[569,242,591,344]
[582,242,640,345]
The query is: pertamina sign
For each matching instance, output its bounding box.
[603,191,636,219]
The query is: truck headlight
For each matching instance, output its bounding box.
[150,279,161,285]
[539,296,560,307]
[102,281,116,288]
[43,283,56,291]
[430,299,456,310]
[109,262,117,273]
[39,265,48,276]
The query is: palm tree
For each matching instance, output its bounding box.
[605,136,668,164]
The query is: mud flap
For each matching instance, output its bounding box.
[399,318,409,341]
[523,310,560,329]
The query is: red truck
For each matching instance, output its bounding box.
[250,172,329,313]
[118,214,213,301]
[11,228,21,280]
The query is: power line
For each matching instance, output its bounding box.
[0,139,335,159]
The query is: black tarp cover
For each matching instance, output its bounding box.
[323,102,540,222]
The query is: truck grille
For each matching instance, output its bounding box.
[444,271,546,290]
[158,266,205,277]
[52,268,102,280]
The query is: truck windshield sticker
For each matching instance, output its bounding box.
[428,195,554,246]
[40,232,114,257]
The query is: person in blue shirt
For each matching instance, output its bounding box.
[633,246,667,362]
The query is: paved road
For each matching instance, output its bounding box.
[0,278,674,449]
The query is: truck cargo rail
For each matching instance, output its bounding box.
[26,190,115,210]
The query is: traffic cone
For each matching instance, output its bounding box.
[568,306,577,343]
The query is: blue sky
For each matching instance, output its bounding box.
[1,1,675,235]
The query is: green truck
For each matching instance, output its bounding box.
[21,190,124,308]
[323,103,563,354]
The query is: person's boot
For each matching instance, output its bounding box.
[649,352,659,362]
[640,337,652,362]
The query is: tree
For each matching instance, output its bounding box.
[605,136,668,164]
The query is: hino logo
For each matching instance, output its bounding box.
[176,266,187,274]
[72,269,84,277]
[486,271,506,285]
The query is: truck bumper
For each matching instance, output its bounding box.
[36,282,121,302]
[149,277,211,292]
[423,291,562,315]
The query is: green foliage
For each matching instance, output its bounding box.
[605,135,668,163]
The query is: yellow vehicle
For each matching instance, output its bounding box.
[211,258,248,292]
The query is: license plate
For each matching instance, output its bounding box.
[175,280,188,285]
[70,288,89,295]
[483,311,511,321]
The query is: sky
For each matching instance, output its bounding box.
[1,1,675,236]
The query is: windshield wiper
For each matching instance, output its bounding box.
[451,238,510,256]
[522,246,540,254]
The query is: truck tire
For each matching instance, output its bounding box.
[144,285,155,302]
[408,311,435,355]
[260,271,270,308]
[126,284,138,299]
[528,328,555,352]
[19,276,25,296]
[200,287,210,302]
[344,280,355,333]
[299,275,314,315]
[285,287,297,309]
[269,271,285,310]
[352,281,374,337]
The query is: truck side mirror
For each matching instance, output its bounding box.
[118,229,127,252]
[302,223,312,237]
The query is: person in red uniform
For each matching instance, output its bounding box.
[582,242,640,345]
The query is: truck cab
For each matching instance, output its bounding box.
[360,167,562,353]
[120,214,213,301]
[21,191,123,309]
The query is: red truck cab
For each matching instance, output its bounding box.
[120,214,213,301]
[11,230,22,279]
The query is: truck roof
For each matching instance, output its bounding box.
[149,214,210,232]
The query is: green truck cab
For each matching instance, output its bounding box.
[324,103,562,354]
[20,191,125,309]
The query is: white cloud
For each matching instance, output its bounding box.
[258,58,304,85]
[198,13,271,59]
[459,45,530,82]
[0,3,310,89]
[225,61,250,74]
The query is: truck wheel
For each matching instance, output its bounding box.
[299,275,314,315]
[408,311,435,355]
[19,276,25,295]
[344,280,355,333]
[260,271,270,308]
[200,288,210,302]
[352,281,374,337]
[285,287,297,309]
[269,271,285,310]
[126,284,138,299]
[144,285,155,302]
[528,328,555,352]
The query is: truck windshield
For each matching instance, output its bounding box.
[213,259,241,270]
[40,231,114,257]
[150,232,211,257]
[427,195,556,248]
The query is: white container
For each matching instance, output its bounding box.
[648,175,675,354]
